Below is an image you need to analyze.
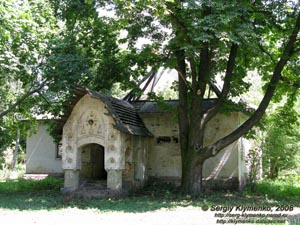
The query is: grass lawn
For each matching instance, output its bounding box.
[0,176,299,225]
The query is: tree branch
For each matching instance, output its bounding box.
[37,90,52,106]
[176,48,189,154]
[203,43,238,124]
[203,10,300,157]
[257,43,276,63]
[168,11,193,45]
[197,43,211,93]
[189,56,198,92]
[0,80,47,118]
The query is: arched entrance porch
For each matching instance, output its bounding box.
[61,92,151,193]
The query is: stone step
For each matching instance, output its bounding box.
[66,179,129,199]
[74,187,127,199]
[79,180,106,187]
[82,186,107,191]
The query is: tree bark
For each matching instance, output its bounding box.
[175,49,190,161]
[181,150,205,194]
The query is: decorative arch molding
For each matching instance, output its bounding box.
[77,136,106,150]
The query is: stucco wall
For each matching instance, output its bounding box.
[140,111,242,183]
[140,113,181,180]
[203,112,240,179]
[26,123,63,174]
[122,133,150,188]
[238,113,252,190]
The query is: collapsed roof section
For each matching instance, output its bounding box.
[123,67,222,102]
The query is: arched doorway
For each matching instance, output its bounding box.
[80,144,107,180]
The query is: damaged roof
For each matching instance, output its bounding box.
[59,88,152,137]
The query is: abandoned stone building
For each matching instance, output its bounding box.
[26,87,251,192]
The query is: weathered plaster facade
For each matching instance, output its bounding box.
[26,123,62,174]
[139,106,249,190]
[26,89,250,192]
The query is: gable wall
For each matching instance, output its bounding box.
[62,94,123,171]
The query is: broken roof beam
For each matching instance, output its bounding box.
[208,80,221,98]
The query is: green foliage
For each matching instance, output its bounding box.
[0,0,141,147]
[247,147,261,183]
[148,92,177,112]
[49,1,131,91]
[248,172,300,200]
[0,177,63,194]
[0,144,26,171]
[261,95,300,179]
[109,0,300,115]
[0,0,59,149]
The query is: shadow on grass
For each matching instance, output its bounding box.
[0,178,299,212]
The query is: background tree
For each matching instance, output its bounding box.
[262,94,300,179]
[0,0,59,152]
[0,0,136,169]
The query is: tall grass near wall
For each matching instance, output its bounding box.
[0,177,63,194]
[248,171,300,199]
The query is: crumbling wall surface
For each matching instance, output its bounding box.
[141,111,243,189]
[140,112,181,183]
[203,112,240,180]
[127,135,150,188]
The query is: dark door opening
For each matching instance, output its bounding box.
[80,144,107,180]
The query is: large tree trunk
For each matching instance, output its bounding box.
[181,150,205,194]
